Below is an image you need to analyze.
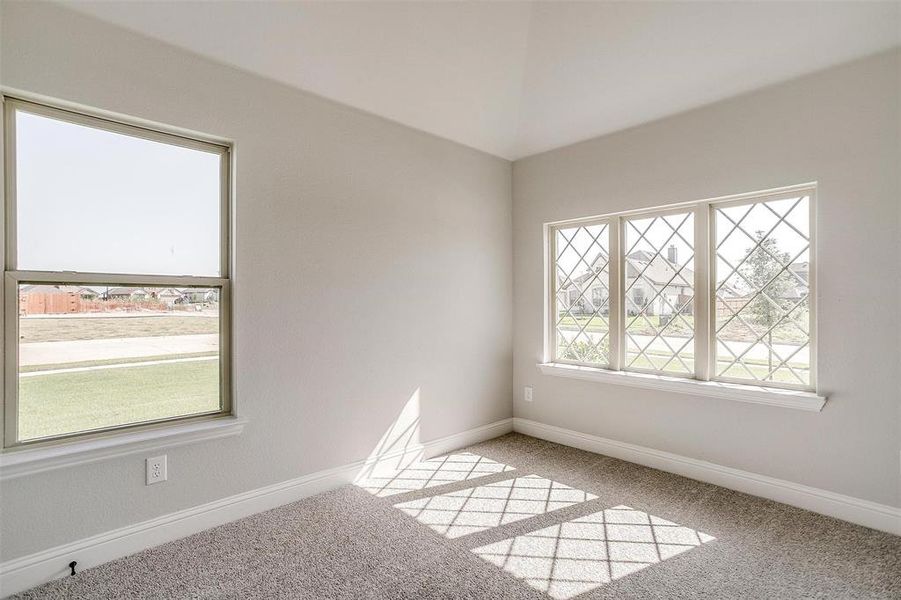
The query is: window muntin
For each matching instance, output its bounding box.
[547,184,815,392]
[553,222,611,366]
[4,98,231,447]
[623,211,695,376]
[713,195,811,387]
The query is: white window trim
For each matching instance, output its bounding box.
[0,415,247,480]
[1,93,239,454]
[543,183,823,409]
[537,363,825,411]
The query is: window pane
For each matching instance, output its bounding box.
[714,196,810,386]
[554,223,610,365]
[15,110,222,276]
[17,283,221,441]
[623,212,695,375]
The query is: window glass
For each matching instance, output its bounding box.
[17,283,221,441]
[623,212,695,375]
[554,223,610,366]
[546,186,814,391]
[15,110,221,276]
[5,100,230,447]
[714,196,811,386]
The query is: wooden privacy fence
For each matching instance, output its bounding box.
[19,294,179,316]
[20,292,83,315]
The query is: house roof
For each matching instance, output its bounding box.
[563,251,804,299]
[20,284,94,295]
[568,249,694,289]
[625,252,694,288]
[106,287,148,295]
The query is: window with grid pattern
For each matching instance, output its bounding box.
[553,222,611,366]
[547,185,815,392]
[623,212,695,375]
[713,195,812,387]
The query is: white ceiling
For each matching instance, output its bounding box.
[66,1,900,160]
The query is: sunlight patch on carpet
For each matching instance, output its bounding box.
[472,505,715,599]
[355,452,515,497]
[394,475,597,538]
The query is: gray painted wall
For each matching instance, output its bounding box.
[0,3,512,561]
[513,49,900,508]
[1,0,898,569]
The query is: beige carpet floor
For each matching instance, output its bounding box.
[14,433,901,599]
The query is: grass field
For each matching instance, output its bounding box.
[18,359,220,441]
[20,315,219,343]
[557,313,807,344]
[557,315,695,337]
[559,344,808,385]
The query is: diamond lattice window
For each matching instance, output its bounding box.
[713,195,811,386]
[623,212,695,375]
[553,223,610,366]
[546,184,816,393]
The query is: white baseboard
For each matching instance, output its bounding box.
[513,417,900,536]
[0,418,513,598]
[9,415,890,598]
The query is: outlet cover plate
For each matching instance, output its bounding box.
[146,455,167,485]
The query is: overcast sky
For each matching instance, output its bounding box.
[16,110,221,277]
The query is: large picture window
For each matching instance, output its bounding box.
[3,97,232,447]
[547,184,816,392]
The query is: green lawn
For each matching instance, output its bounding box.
[557,315,694,336]
[557,312,807,343]
[20,315,218,343]
[624,354,807,384]
[558,344,809,385]
[18,359,220,441]
[714,362,808,385]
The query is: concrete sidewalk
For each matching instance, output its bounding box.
[20,334,218,366]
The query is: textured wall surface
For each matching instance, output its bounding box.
[0,2,513,560]
[513,49,900,508]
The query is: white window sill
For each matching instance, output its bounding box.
[537,363,826,412]
[0,416,247,480]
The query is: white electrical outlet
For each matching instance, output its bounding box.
[524,386,533,402]
[146,455,167,485]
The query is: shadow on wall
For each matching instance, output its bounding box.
[354,388,514,496]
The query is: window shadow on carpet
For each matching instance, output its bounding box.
[355,451,515,497]
[472,504,715,599]
[394,474,598,538]
[357,445,715,600]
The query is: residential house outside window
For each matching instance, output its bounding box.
[547,184,815,392]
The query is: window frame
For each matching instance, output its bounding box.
[2,96,234,450]
[548,219,613,369]
[545,183,817,394]
[618,205,698,379]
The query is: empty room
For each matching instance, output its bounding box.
[0,1,899,598]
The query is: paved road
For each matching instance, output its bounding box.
[20,334,218,367]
